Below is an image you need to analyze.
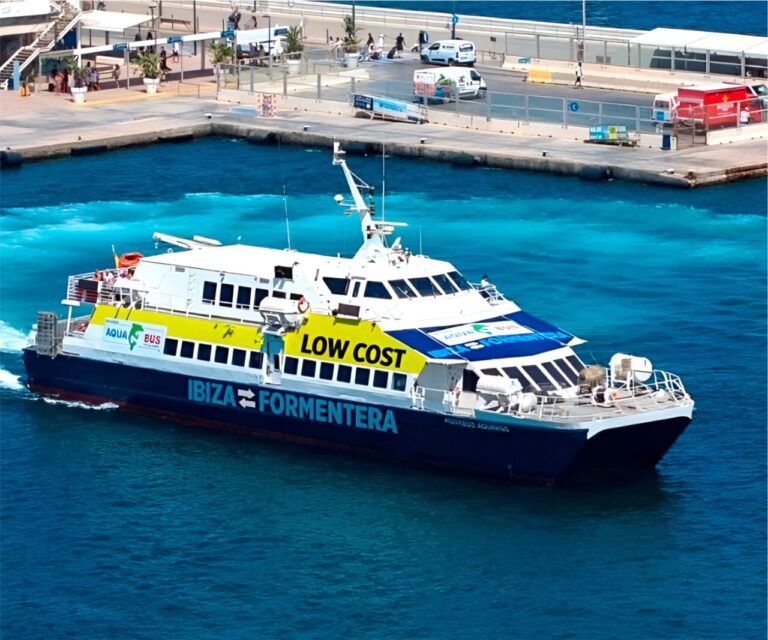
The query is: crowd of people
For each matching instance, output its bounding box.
[327,31,408,62]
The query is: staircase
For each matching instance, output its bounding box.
[0,1,81,90]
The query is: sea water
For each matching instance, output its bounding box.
[0,138,765,639]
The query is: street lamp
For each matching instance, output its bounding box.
[264,14,271,72]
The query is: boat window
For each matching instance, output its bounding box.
[337,364,352,383]
[364,281,392,299]
[236,286,251,309]
[319,362,334,380]
[275,265,293,280]
[163,338,178,356]
[433,273,458,294]
[284,356,298,375]
[232,349,246,367]
[553,358,579,385]
[215,346,229,364]
[301,359,316,378]
[462,368,479,392]
[372,370,388,389]
[351,281,361,297]
[542,361,569,387]
[481,368,502,376]
[290,293,303,301]
[565,355,585,376]
[522,365,553,389]
[180,341,194,359]
[250,352,264,369]
[273,291,286,299]
[502,366,531,387]
[272,354,280,371]
[253,288,269,308]
[389,279,417,299]
[323,277,349,295]
[197,344,212,362]
[409,277,440,297]
[219,284,234,308]
[202,281,217,305]
[354,367,370,386]
[446,271,472,291]
[392,372,407,391]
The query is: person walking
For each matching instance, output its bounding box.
[113,64,121,88]
[574,61,584,89]
[395,33,405,57]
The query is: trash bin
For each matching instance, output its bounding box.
[661,133,671,151]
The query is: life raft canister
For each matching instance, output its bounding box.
[118,252,143,268]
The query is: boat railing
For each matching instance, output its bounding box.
[470,282,506,305]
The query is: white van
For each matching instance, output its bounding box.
[652,92,680,124]
[413,67,486,102]
[420,39,476,66]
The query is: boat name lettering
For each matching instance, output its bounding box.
[429,320,530,347]
[187,379,398,433]
[300,334,406,368]
[427,330,571,359]
[445,417,509,433]
[103,318,166,352]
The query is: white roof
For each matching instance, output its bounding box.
[79,10,152,32]
[633,28,768,57]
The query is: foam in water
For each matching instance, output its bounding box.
[41,397,119,411]
[0,321,34,353]
[0,367,24,391]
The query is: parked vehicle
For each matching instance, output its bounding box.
[651,92,680,124]
[420,39,476,66]
[413,67,486,102]
[653,83,762,127]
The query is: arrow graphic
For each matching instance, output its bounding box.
[238,388,255,408]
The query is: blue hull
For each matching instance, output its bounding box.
[22,350,689,484]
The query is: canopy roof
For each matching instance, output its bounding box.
[79,10,151,32]
[633,28,768,57]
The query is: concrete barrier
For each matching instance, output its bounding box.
[526,68,552,84]
[707,122,768,145]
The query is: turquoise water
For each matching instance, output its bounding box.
[1,138,766,638]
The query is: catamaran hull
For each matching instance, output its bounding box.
[22,350,690,484]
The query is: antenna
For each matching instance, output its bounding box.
[278,136,292,250]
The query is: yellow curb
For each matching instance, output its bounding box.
[82,84,215,106]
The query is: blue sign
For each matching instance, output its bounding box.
[451,14,459,25]
[167,35,182,44]
[221,29,235,39]
[568,101,579,112]
[112,43,128,51]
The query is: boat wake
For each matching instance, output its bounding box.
[0,321,33,353]
[41,397,119,411]
[0,367,24,391]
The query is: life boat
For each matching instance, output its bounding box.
[118,252,143,268]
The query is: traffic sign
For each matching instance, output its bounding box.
[221,30,235,39]
[167,35,182,44]
[112,43,128,51]
[451,14,459,25]
[568,101,579,112]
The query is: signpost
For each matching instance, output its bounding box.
[112,43,128,52]
[451,14,458,39]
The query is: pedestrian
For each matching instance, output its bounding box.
[377,33,385,52]
[113,64,121,88]
[92,66,100,90]
[366,33,374,48]
[740,105,751,125]
[574,61,584,88]
[159,47,171,77]
[395,33,405,57]
[172,40,180,62]
[251,14,258,29]
[134,31,143,54]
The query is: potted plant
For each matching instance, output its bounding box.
[208,41,234,78]
[135,52,161,93]
[341,15,360,68]
[67,56,87,103]
[284,25,303,75]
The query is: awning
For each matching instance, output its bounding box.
[633,27,768,57]
[388,311,581,362]
[78,10,152,32]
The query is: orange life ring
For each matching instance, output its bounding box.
[118,252,143,268]
[297,296,310,314]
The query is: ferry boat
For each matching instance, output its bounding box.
[22,144,694,484]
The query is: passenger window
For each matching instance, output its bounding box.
[202,281,217,305]
[446,270,472,291]
[273,291,286,299]
[364,281,392,299]
[219,284,234,308]
[236,286,251,309]
[503,366,531,387]
[481,368,502,376]
[433,273,458,294]
[429,43,439,50]
[301,359,317,378]
[254,288,269,308]
[163,338,178,356]
[284,356,298,375]
[214,346,229,364]
[565,355,584,376]
[522,365,552,389]
[197,344,212,361]
[249,352,264,369]
[289,293,303,301]
[372,370,388,389]
[409,277,440,296]
[470,70,480,81]
[542,361,568,387]
[180,341,194,358]
[323,277,350,295]
[553,359,578,385]
[337,364,352,383]
[354,368,370,386]
[392,372,407,391]
[232,349,246,366]
[319,362,334,380]
[389,279,417,299]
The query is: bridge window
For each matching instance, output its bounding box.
[232,349,246,367]
[163,338,178,356]
[565,355,585,376]
[301,359,317,378]
[319,362,334,380]
[180,341,194,359]
[502,366,531,388]
[202,281,217,304]
[523,365,552,389]
[446,270,472,291]
[283,356,298,375]
[481,367,502,376]
[389,279,417,299]
[364,281,392,299]
[337,364,352,383]
[219,284,234,308]
[553,358,578,385]
[433,273,458,294]
[323,277,349,295]
[215,346,229,364]
[392,372,407,391]
[409,277,441,297]
[290,293,304,301]
[273,291,286,299]
[253,288,269,308]
[249,352,264,369]
[372,370,388,389]
[197,344,212,361]
[354,368,370,386]
[542,361,568,387]
[237,286,251,309]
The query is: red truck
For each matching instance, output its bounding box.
[676,83,760,128]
